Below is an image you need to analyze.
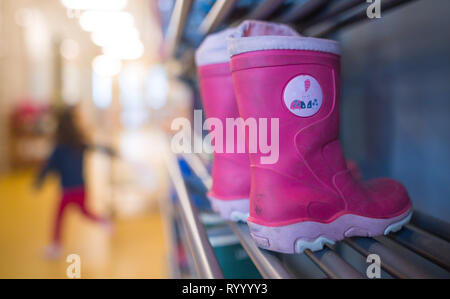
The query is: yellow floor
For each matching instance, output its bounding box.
[0,169,168,279]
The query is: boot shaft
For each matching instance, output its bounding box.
[229,34,344,193]
[228,21,346,224]
[196,29,251,201]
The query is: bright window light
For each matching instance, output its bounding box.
[119,65,148,128]
[91,27,140,47]
[63,64,80,105]
[14,8,37,27]
[92,55,122,77]
[103,39,144,60]
[61,0,127,11]
[119,64,145,108]
[146,65,168,110]
[92,71,113,109]
[60,39,80,60]
[121,109,149,129]
[79,11,134,32]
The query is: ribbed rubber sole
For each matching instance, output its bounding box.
[248,209,413,254]
[209,196,249,223]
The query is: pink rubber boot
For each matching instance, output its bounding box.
[228,21,413,253]
[196,29,250,222]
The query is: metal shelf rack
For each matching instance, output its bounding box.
[163,151,450,279]
[161,0,449,279]
[163,0,419,59]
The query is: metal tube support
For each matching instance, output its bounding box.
[315,0,419,37]
[173,206,199,278]
[182,152,212,189]
[388,224,450,271]
[228,222,293,279]
[299,0,366,29]
[165,151,224,279]
[276,0,331,23]
[345,237,436,279]
[246,0,285,20]
[157,185,182,278]
[411,211,450,242]
[200,0,238,34]
[183,153,293,278]
[165,0,193,57]
[183,153,361,279]
[304,247,365,279]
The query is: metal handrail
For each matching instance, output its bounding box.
[228,222,293,279]
[345,237,437,278]
[165,150,224,278]
[388,224,450,271]
[313,0,419,37]
[157,182,182,278]
[181,152,366,279]
[180,151,450,278]
[182,152,293,278]
[305,247,365,279]
[276,0,331,23]
[298,0,366,30]
[246,0,285,20]
[182,152,212,189]
[165,0,193,57]
[199,0,238,34]
[411,211,450,242]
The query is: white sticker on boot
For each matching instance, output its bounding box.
[283,75,323,117]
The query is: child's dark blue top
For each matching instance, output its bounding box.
[38,144,86,189]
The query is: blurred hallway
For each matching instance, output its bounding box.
[0,0,181,278]
[0,169,168,278]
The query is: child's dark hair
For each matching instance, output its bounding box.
[55,106,85,150]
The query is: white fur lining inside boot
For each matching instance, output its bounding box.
[228,20,340,57]
[195,28,235,67]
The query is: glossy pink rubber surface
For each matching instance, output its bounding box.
[198,63,251,203]
[230,49,412,228]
